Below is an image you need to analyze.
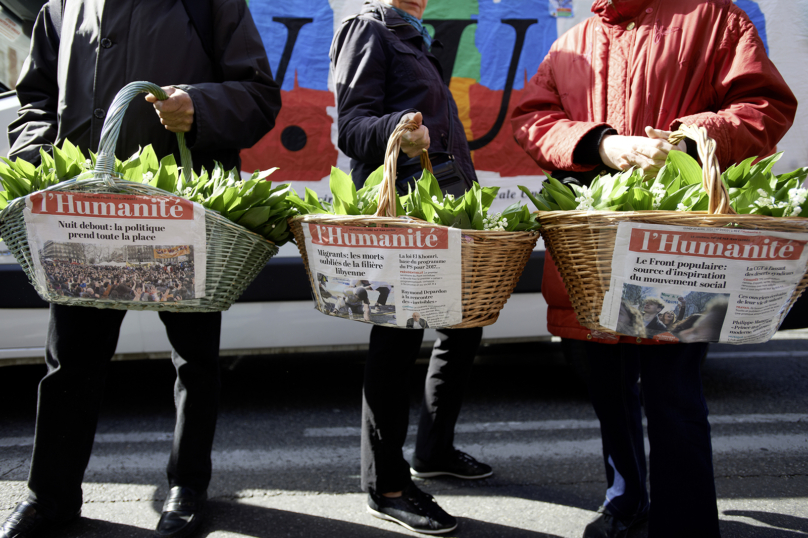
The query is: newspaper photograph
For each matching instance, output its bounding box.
[600,222,808,344]
[302,222,462,328]
[23,190,207,302]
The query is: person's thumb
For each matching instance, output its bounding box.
[411,111,423,127]
[645,126,669,139]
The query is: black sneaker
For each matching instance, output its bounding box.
[411,450,493,480]
[367,483,457,535]
[583,505,649,538]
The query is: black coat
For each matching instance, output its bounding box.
[9,0,281,172]
[330,0,476,188]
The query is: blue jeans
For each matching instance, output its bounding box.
[574,341,720,538]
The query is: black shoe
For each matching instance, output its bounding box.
[411,450,493,480]
[367,483,457,535]
[583,505,649,538]
[1,501,78,538]
[154,487,206,538]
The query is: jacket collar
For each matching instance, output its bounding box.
[361,0,412,29]
[361,0,428,47]
[591,0,654,24]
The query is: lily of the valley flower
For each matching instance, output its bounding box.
[574,185,595,210]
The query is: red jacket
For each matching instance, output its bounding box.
[512,0,797,344]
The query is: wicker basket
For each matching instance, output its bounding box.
[0,81,277,312]
[289,121,539,328]
[538,124,808,335]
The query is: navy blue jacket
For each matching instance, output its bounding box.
[330,0,476,188]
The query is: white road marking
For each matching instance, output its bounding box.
[303,413,808,437]
[69,434,807,472]
[0,431,172,448]
[2,414,804,448]
[707,351,808,359]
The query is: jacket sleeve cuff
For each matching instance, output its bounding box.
[572,126,617,166]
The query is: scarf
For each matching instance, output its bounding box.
[391,6,433,49]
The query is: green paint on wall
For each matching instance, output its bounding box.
[423,1,481,82]
[423,0,478,19]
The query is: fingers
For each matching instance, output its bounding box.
[631,140,674,163]
[144,86,176,104]
[645,126,671,140]
[646,126,687,152]
[399,111,423,128]
[147,86,194,133]
[401,125,430,158]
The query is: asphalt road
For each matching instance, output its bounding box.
[1,334,807,537]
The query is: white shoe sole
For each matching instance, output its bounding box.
[366,506,458,535]
[410,468,494,480]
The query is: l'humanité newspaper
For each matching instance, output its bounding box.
[23,190,207,303]
[599,222,808,344]
[301,221,462,328]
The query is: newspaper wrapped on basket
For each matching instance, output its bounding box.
[0,81,278,313]
[537,125,808,345]
[289,121,539,329]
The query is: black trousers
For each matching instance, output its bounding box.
[572,341,720,538]
[360,325,482,494]
[27,304,221,520]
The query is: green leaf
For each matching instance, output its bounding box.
[13,157,37,179]
[666,151,702,185]
[39,148,55,173]
[60,139,83,163]
[304,187,326,212]
[140,145,159,173]
[363,165,385,189]
[120,157,143,183]
[775,167,808,189]
[155,154,178,193]
[265,218,289,243]
[518,185,551,211]
[222,186,239,209]
[329,166,357,210]
[52,145,71,179]
[658,184,699,211]
[418,169,443,201]
[237,205,272,229]
[480,186,499,212]
[626,187,653,211]
[249,167,278,182]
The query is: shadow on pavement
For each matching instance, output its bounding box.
[196,500,566,538]
[718,521,807,537]
[723,510,808,534]
[41,517,152,537]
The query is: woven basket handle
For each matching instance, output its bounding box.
[375,118,433,218]
[95,81,194,188]
[668,124,736,215]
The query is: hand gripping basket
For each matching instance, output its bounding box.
[538,124,808,335]
[0,81,277,312]
[289,120,540,328]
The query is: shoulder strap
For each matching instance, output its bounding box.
[48,0,64,39]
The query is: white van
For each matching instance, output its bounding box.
[0,89,549,366]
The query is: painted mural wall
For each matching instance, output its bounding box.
[240,0,808,211]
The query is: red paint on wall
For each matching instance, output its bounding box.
[468,84,541,177]
[240,76,338,182]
